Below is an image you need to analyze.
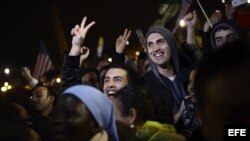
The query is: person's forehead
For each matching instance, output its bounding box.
[147,33,164,41]
[33,86,48,93]
[215,29,235,36]
[58,95,88,113]
[106,68,127,76]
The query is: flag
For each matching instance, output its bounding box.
[33,40,53,79]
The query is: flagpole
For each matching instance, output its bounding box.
[197,0,213,28]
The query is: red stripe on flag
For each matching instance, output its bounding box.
[33,40,53,79]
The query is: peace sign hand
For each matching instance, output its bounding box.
[71,17,95,48]
[69,17,95,56]
[115,28,132,54]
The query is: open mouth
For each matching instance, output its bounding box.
[107,90,116,99]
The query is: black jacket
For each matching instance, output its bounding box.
[144,68,190,124]
[61,55,82,91]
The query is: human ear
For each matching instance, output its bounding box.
[129,108,137,125]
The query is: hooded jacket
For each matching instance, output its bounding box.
[144,27,189,124]
[203,19,245,55]
[210,19,244,49]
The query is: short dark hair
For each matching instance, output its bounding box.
[33,84,59,105]
[104,63,140,86]
[114,86,156,121]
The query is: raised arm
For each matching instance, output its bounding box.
[203,10,222,33]
[62,17,95,90]
[184,10,197,45]
[69,17,95,56]
[115,28,131,54]
[225,0,236,20]
[21,66,39,88]
[112,28,132,64]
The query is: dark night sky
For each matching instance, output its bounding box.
[0,0,160,68]
[0,0,160,85]
[0,0,230,86]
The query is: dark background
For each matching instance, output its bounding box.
[0,0,249,87]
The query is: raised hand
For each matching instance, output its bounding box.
[183,10,197,30]
[21,66,32,78]
[70,17,95,56]
[80,46,90,66]
[115,28,132,54]
[203,10,222,32]
[184,11,197,45]
[225,0,235,20]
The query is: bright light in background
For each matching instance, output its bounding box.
[4,68,10,75]
[56,77,61,83]
[135,51,140,56]
[248,0,250,3]
[1,82,12,92]
[4,82,9,87]
[108,58,112,62]
[1,86,7,92]
[126,41,129,45]
[179,19,186,28]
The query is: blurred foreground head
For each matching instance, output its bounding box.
[194,41,250,141]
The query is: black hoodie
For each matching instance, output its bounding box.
[203,19,246,55]
[144,27,189,124]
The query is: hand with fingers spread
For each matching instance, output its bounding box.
[69,17,95,56]
[115,28,132,54]
[80,46,90,66]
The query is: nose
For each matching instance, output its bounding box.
[108,80,115,88]
[152,44,160,52]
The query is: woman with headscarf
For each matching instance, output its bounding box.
[51,85,119,141]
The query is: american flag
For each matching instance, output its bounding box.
[33,40,53,79]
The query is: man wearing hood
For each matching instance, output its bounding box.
[203,19,245,55]
[210,20,243,48]
[144,27,190,125]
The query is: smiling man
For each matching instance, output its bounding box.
[103,64,139,100]
[143,27,190,125]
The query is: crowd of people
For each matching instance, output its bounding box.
[1,1,250,141]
